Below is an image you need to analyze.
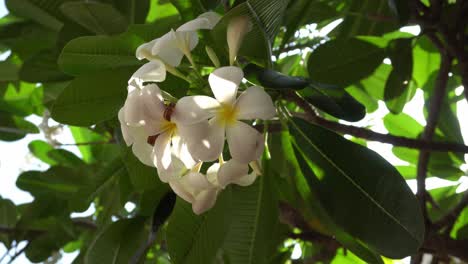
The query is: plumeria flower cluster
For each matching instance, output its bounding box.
[119,12,275,214]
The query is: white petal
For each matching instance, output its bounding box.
[208,66,243,105]
[226,121,264,163]
[118,108,133,146]
[132,61,167,83]
[123,89,146,126]
[151,31,185,66]
[171,134,196,168]
[235,86,276,120]
[192,189,218,215]
[136,39,157,60]
[206,163,221,186]
[217,159,249,188]
[233,172,257,186]
[169,181,194,204]
[177,120,225,162]
[172,96,219,124]
[183,172,213,192]
[177,12,221,31]
[131,139,155,167]
[173,31,199,54]
[153,132,172,182]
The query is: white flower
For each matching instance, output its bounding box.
[136,12,221,67]
[169,164,220,215]
[173,66,276,163]
[118,82,212,182]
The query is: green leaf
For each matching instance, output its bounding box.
[0,61,19,82]
[0,197,17,248]
[58,35,143,76]
[288,117,424,258]
[384,39,413,100]
[387,0,410,24]
[301,86,366,122]
[16,166,91,199]
[85,218,148,264]
[28,140,83,167]
[69,126,112,163]
[338,0,399,37]
[60,1,129,35]
[20,50,71,83]
[307,38,386,87]
[247,0,290,42]
[121,146,159,191]
[223,164,283,264]
[167,191,232,264]
[0,112,39,141]
[413,36,441,87]
[383,113,423,138]
[0,82,44,116]
[169,0,205,20]
[280,0,338,48]
[384,39,415,114]
[112,0,150,24]
[51,67,135,126]
[6,0,68,31]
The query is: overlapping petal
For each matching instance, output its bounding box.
[235,86,276,120]
[208,66,243,105]
[131,60,166,83]
[172,96,219,124]
[226,121,264,163]
[217,159,249,188]
[177,121,224,162]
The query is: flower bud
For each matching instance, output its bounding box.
[227,16,252,65]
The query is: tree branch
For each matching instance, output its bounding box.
[416,38,452,219]
[282,91,468,153]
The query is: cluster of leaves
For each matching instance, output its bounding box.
[0,0,467,263]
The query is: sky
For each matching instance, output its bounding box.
[0,1,467,263]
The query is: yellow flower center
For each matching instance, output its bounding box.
[162,120,177,134]
[217,104,238,126]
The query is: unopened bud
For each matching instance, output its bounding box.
[227,16,252,65]
[205,46,221,68]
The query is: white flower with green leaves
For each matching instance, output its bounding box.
[173,66,276,164]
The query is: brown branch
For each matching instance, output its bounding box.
[416,38,452,220]
[283,92,468,154]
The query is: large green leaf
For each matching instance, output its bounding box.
[223,164,283,264]
[16,166,91,199]
[167,191,232,264]
[112,0,150,24]
[60,1,129,35]
[28,140,84,167]
[6,0,69,31]
[169,0,205,20]
[338,0,399,37]
[58,35,143,76]
[0,197,17,248]
[85,218,148,264]
[20,50,71,83]
[307,38,386,87]
[300,86,366,122]
[0,61,19,82]
[0,112,39,141]
[412,36,441,88]
[288,117,424,258]
[121,146,159,191]
[51,67,135,126]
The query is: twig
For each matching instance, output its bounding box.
[58,140,115,146]
[7,242,29,264]
[283,92,468,154]
[416,39,452,219]
[0,127,28,135]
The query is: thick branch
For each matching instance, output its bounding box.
[416,41,452,218]
[283,92,468,153]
